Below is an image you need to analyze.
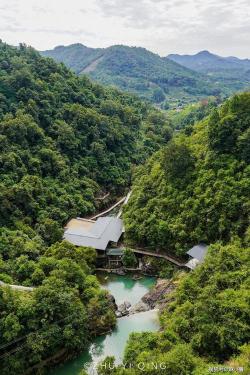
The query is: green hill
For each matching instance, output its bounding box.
[99,93,250,375]
[123,93,250,256]
[0,41,174,374]
[41,44,223,107]
[0,41,172,233]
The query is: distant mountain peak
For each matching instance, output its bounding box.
[196,50,213,56]
[53,43,89,51]
[167,50,250,83]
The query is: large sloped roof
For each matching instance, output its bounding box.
[186,243,208,262]
[64,216,123,250]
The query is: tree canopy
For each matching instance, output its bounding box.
[0,41,171,374]
[0,41,172,237]
[98,93,250,375]
[123,93,250,256]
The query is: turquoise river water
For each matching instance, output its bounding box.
[49,273,159,375]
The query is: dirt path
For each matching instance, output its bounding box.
[0,280,34,292]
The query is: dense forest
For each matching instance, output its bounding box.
[98,93,250,375]
[0,240,116,374]
[41,44,224,107]
[167,97,220,130]
[0,41,171,373]
[0,39,249,375]
[0,40,172,238]
[123,93,250,256]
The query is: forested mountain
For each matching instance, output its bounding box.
[168,50,250,91]
[41,44,223,107]
[41,43,104,74]
[99,93,250,375]
[123,93,250,256]
[168,50,250,75]
[1,39,249,375]
[0,41,171,374]
[0,41,171,233]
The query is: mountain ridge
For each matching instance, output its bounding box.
[41,44,224,107]
[168,50,250,75]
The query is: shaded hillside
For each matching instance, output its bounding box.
[42,43,104,74]
[123,93,250,256]
[103,92,250,375]
[168,50,250,91]
[41,44,223,107]
[0,41,171,235]
[0,41,173,374]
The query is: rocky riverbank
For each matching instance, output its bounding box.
[115,279,176,317]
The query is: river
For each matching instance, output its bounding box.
[49,273,159,375]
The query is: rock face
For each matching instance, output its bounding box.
[124,301,131,309]
[114,279,176,318]
[129,301,150,315]
[107,293,117,311]
[116,301,132,317]
[141,261,156,276]
[142,279,175,310]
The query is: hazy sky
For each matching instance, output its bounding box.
[0,0,250,57]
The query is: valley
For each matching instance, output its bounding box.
[0,39,249,375]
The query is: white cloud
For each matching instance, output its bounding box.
[0,0,249,57]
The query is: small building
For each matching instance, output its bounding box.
[185,243,208,270]
[64,216,124,252]
[106,248,124,268]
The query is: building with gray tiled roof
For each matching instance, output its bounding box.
[185,243,208,270]
[64,216,123,251]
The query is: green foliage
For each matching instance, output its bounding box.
[144,257,176,278]
[124,93,250,255]
[208,93,250,155]
[0,41,178,374]
[96,94,250,375]
[162,243,250,360]
[163,140,195,182]
[42,44,224,106]
[1,41,249,375]
[168,97,219,130]
[36,218,63,245]
[152,87,165,103]
[122,248,137,268]
[0,41,171,234]
[0,238,117,375]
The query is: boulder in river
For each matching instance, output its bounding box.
[132,274,142,281]
[107,293,118,311]
[115,268,126,276]
[129,301,150,315]
[117,301,131,316]
[115,311,123,318]
[124,301,131,309]
[142,279,176,310]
